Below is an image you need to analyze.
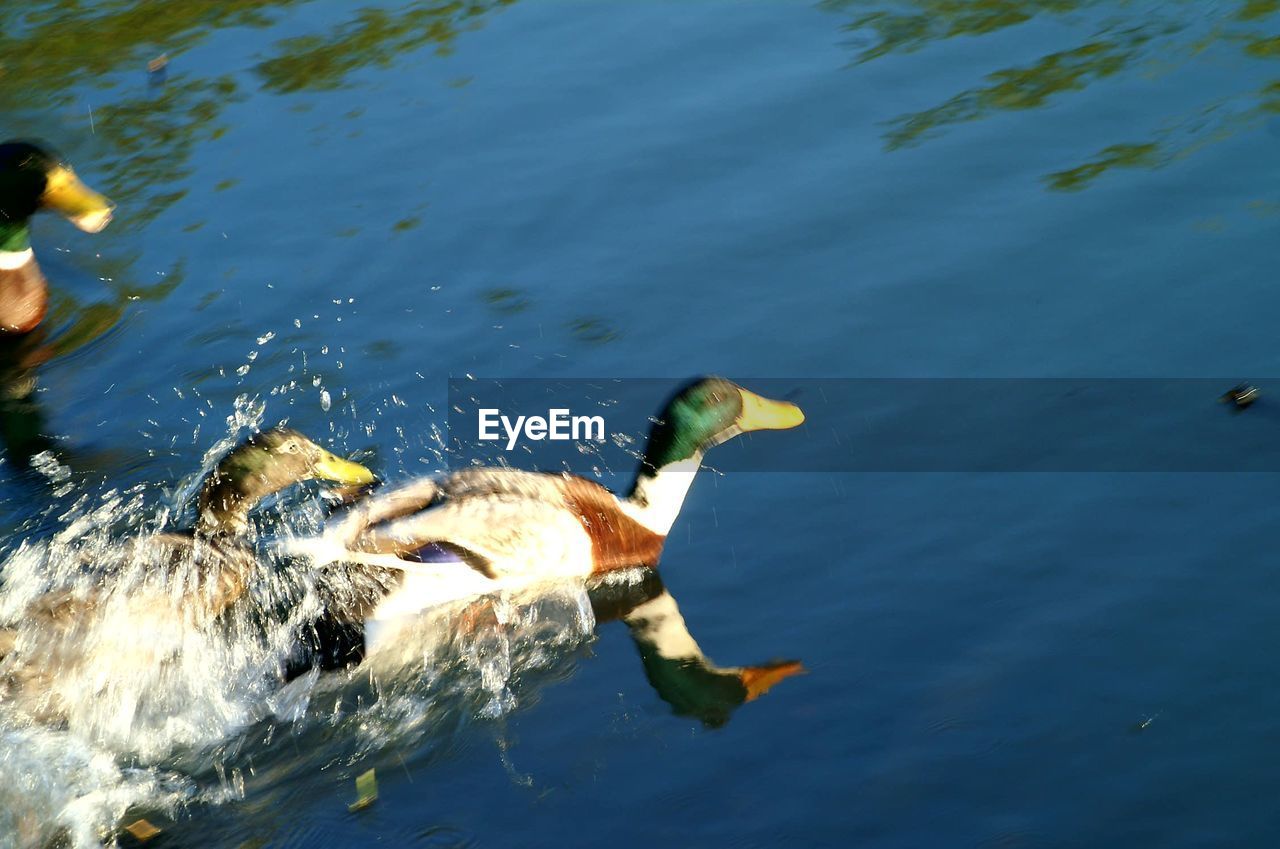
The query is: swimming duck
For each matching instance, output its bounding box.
[292,377,804,653]
[0,140,114,333]
[0,428,375,715]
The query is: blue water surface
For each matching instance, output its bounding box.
[4,0,1280,846]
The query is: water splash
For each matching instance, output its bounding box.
[0,722,192,849]
[0,399,616,845]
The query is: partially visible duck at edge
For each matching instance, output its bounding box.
[291,377,805,661]
[0,140,115,333]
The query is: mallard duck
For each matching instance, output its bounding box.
[291,377,804,653]
[0,428,375,718]
[0,140,114,333]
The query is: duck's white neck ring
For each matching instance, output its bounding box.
[0,249,34,271]
[624,456,703,536]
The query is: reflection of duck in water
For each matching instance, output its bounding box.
[591,569,804,728]
[0,428,375,717]
[0,331,55,467]
[289,377,804,666]
[0,141,114,334]
[303,567,805,728]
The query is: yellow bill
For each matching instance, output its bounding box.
[41,165,114,233]
[313,452,378,486]
[736,387,805,432]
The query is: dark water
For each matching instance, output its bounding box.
[4,0,1280,846]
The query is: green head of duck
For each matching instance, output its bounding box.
[623,378,804,535]
[640,377,805,473]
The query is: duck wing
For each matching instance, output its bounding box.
[437,467,585,502]
[442,468,668,572]
[328,478,443,544]
[352,490,592,580]
[348,468,664,577]
[7,533,189,634]
[6,533,247,638]
[0,585,121,673]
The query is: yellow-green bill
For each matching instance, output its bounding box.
[41,166,114,233]
[736,387,805,432]
[315,452,378,486]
